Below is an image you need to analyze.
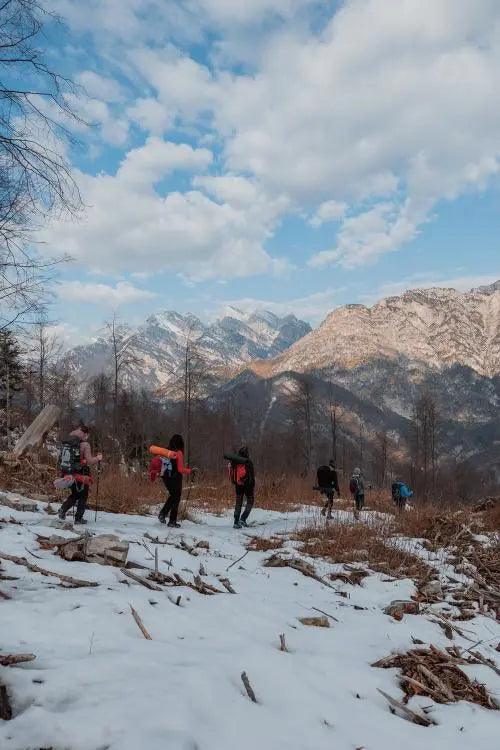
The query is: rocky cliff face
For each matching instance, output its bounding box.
[264,282,500,379]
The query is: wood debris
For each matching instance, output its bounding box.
[0,653,36,667]
[241,671,257,703]
[298,615,330,628]
[129,604,152,640]
[0,551,99,588]
[373,645,499,710]
[264,553,335,589]
[13,404,61,457]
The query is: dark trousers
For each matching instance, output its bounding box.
[321,490,334,515]
[60,481,89,521]
[160,477,182,524]
[355,492,364,511]
[234,488,254,523]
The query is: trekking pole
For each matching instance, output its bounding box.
[94,461,102,523]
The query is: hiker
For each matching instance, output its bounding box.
[226,446,255,529]
[316,461,340,519]
[157,434,192,527]
[349,467,365,512]
[58,423,102,524]
[392,480,413,511]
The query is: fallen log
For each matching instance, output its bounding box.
[0,492,38,513]
[298,615,330,628]
[0,551,98,588]
[13,404,60,457]
[0,653,36,667]
[264,554,335,589]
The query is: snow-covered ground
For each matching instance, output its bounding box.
[0,497,498,750]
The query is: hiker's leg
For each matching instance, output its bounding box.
[326,491,333,518]
[60,484,77,516]
[241,493,254,522]
[74,483,89,522]
[356,493,364,511]
[168,484,182,525]
[234,490,244,523]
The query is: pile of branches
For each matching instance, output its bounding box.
[451,540,500,621]
[373,644,499,710]
[0,451,55,495]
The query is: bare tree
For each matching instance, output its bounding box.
[0,1,84,329]
[288,375,315,476]
[29,315,60,409]
[411,392,440,500]
[104,314,138,434]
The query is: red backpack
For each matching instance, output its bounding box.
[228,462,247,486]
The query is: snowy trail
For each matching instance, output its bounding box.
[0,499,498,750]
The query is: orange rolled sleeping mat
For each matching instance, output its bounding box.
[149,445,177,460]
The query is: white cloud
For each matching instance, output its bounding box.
[58,281,158,306]
[117,137,213,187]
[76,70,124,102]
[64,92,129,147]
[309,199,347,228]
[127,98,173,135]
[42,157,280,281]
[309,201,419,268]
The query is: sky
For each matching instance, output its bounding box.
[37,0,500,344]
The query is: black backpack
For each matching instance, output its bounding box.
[58,436,82,474]
[317,465,333,488]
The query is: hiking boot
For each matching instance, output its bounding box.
[233,521,242,529]
[74,518,87,525]
[320,505,326,516]
[158,513,166,524]
[240,519,249,527]
[168,522,181,528]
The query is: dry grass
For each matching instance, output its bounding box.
[246,536,284,552]
[295,516,433,583]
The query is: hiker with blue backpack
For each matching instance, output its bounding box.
[392,480,413,511]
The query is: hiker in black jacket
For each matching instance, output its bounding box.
[226,446,255,529]
[317,461,340,519]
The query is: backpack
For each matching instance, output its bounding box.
[399,483,413,499]
[58,435,82,475]
[349,477,359,494]
[228,462,247,486]
[317,465,332,488]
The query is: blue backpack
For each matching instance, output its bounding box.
[399,483,413,499]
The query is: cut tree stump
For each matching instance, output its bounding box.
[241,671,257,703]
[13,404,61,457]
[0,684,12,720]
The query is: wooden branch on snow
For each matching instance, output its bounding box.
[0,653,36,667]
[0,588,11,600]
[279,633,288,652]
[129,604,152,640]
[120,568,163,592]
[241,671,257,703]
[377,688,434,727]
[216,576,236,594]
[226,550,249,571]
[0,551,98,588]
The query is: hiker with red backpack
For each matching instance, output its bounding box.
[149,434,192,527]
[57,423,103,525]
[225,446,255,529]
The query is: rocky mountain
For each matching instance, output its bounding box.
[228,282,500,473]
[259,282,500,379]
[65,308,311,391]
